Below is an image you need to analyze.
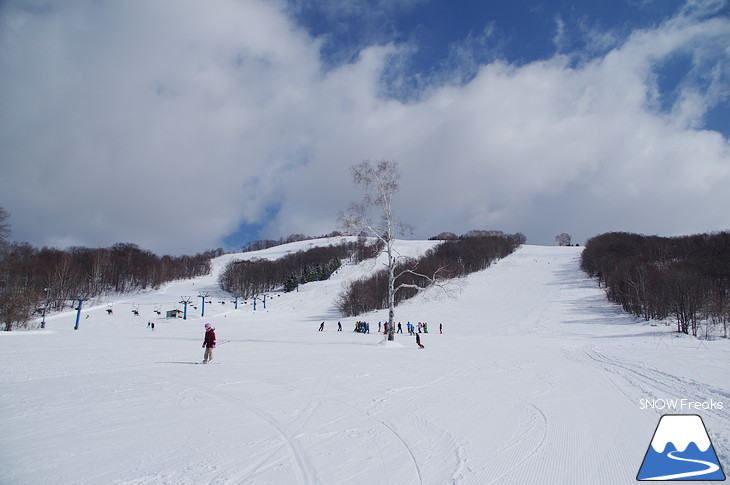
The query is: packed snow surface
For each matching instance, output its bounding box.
[1,240,728,484]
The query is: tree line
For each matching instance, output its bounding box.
[240,231,347,253]
[580,231,730,338]
[0,208,216,330]
[218,238,382,299]
[336,231,526,317]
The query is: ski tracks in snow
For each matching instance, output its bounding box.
[577,344,730,420]
[563,342,730,468]
[145,364,469,485]
[146,369,328,485]
[197,377,328,485]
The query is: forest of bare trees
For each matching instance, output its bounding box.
[218,238,382,299]
[581,231,730,338]
[0,208,216,330]
[336,231,525,317]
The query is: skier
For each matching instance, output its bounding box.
[202,323,216,363]
[397,322,402,334]
[319,322,325,332]
[416,332,424,349]
[439,323,443,334]
[337,321,342,331]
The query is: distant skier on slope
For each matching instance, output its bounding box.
[202,323,216,363]
[416,332,424,349]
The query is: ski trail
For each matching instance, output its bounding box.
[130,368,321,485]
[582,344,730,421]
[485,404,549,485]
[642,451,720,480]
[379,421,424,485]
[187,382,321,485]
[330,398,425,484]
[223,398,319,485]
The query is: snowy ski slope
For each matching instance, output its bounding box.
[1,238,728,484]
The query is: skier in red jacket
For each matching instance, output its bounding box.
[202,323,216,363]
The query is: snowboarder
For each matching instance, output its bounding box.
[202,323,216,363]
[416,332,424,349]
[319,321,325,331]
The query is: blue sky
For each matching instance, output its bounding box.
[288,0,728,129]
[293,0,688,68]
[1,0,729,254]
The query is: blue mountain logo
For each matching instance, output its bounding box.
[637,414,726,481]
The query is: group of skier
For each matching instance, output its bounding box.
[199,316,441,362]
[314,319,443,349]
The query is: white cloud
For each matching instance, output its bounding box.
[0,0,728,254]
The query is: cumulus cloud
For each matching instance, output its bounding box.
[0,0,728,254]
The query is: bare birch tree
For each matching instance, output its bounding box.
[338,159,421,341]
[555,233,572,246]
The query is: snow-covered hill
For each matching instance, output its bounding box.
[1,240,728,485]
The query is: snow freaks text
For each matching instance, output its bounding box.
[639,398,724,411]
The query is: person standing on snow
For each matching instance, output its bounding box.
[202,323,216,363]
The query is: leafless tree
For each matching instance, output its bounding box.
[555,233,572,246]
[0,207,10,257]
[0,285,38,331]
[339,159,446,341]
[0,206,10,242]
